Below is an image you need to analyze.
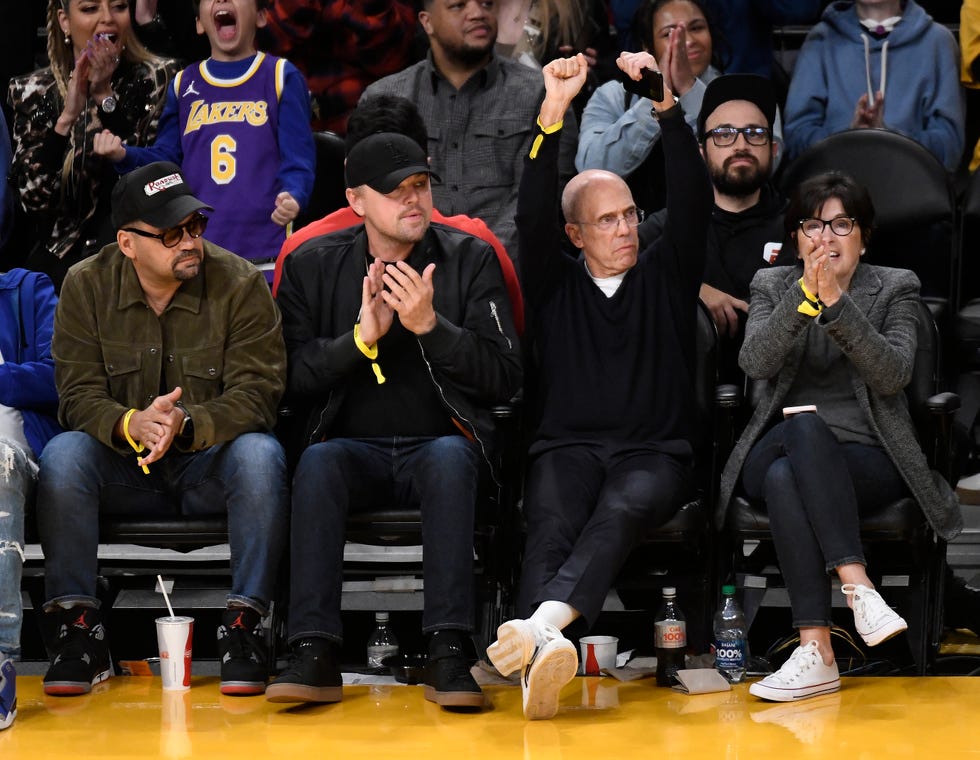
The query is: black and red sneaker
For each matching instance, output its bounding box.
[43,606,113,696]
[217,607,268,695]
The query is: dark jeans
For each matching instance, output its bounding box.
[286,435,480,644]
[517,441,692,627]
[741,413,910,627]
[36,431,288,615]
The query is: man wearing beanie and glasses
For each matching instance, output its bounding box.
[270,133,521,709]
[640,73,789,381]
[36,161,288,698]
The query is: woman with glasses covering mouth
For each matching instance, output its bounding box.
[717,170,961,703]
[7,0,177,292]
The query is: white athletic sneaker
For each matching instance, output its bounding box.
[749,641,841,702]
[842,584,908,646]
[486,619,577,720]
[0,658,16,730]
[487,618,538,677]
[522,637,578,721]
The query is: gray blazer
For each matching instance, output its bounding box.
[716,263,962,541]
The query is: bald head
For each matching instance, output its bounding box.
[561,169,630,222]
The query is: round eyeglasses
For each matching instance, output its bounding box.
[575,207,644,232]
[704,126,771,147]
[798,216,856,239]
[122,213,209,248]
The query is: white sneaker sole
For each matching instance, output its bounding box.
[523,639,578,720]
[749,676,841,702]
[858,613,908,647]
[487,620,536,677]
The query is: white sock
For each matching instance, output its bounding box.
[530,600,580,632]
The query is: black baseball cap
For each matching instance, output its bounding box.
[697,74,777,141]
[111,162,213,229]
[345,132,439,193]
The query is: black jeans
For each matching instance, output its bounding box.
[286,435,480,643]
[517,441,692,627]
[741,413,909,627]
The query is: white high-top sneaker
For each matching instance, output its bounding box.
[487,619,578,720]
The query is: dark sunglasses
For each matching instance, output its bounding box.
[123,213,208,248]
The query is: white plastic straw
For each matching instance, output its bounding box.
[158,574,176,618]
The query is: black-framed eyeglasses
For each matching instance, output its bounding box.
[798,216,856,239]
[122,213,208,248]
[574,207,644,232]
[704,126,771,147]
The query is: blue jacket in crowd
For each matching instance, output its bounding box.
[0,269,61,457]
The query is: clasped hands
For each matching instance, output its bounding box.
[800,239,843,308]
[119,387,185,468]
[58,34,122,133]
[357,258,437,346]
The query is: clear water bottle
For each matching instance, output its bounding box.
[713,585,748,683]
[655,586,687,687]
[366,612,399,670]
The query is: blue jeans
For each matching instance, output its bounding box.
[286,436,480,643]
[741,413,910,627]
[0,439,34,659]
[36,431,288,615]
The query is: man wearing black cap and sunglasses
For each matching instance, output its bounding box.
[270,133,521,710]
[36,161,289,698]
[640,73,791,382]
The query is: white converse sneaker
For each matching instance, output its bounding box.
[522,637,578,720]
[842,584,908,646]
[749,641,840,702]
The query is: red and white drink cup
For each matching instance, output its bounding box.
[156,616,194,690]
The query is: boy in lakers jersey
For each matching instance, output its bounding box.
[95,0,315,278]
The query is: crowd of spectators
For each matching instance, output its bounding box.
[2,0,980,732]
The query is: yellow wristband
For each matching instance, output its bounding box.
[353,324,385,384]
[797,300,822,317]
[122,408,150,474]
[529,116,565,160]
[353,323,378,359]
[797,278,822,317]
[799,278,819,303]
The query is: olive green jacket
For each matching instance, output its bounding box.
[52,240,285,453]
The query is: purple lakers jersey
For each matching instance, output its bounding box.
[175,53,287,265]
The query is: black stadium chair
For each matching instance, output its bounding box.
[779,128,957,318]
[294,130,348,231]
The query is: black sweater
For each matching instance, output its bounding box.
[516,108,712,452]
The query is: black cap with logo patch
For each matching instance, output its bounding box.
[111,161,213,229]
